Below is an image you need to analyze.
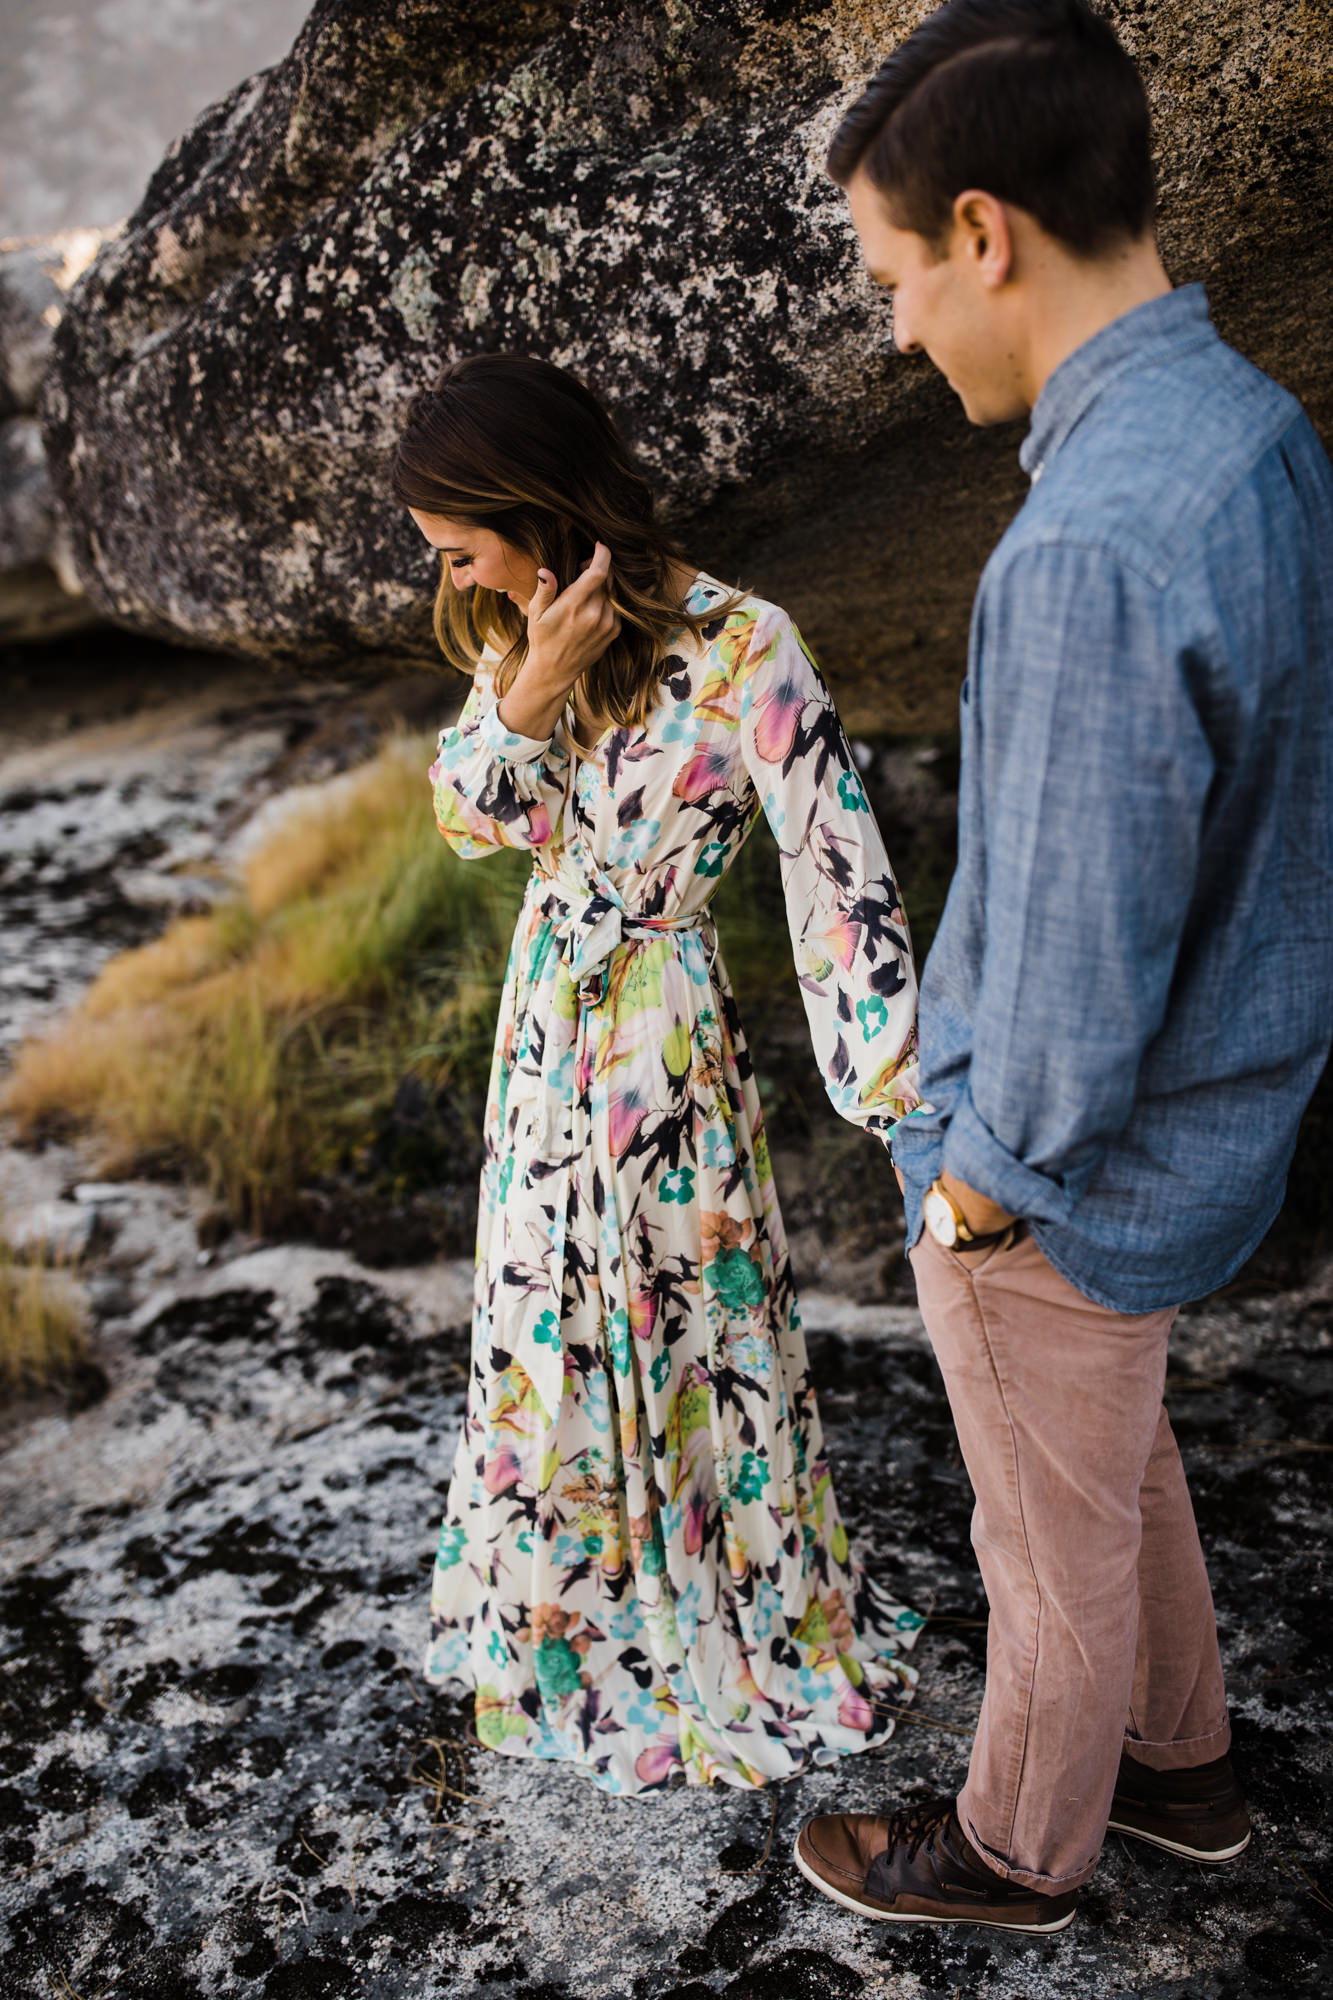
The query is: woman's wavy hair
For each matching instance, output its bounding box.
[391,354,740,729]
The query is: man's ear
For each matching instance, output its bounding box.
[952,190,1014,289]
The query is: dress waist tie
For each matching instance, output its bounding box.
[504,859,717,1432]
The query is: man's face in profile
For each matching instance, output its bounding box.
[847,168,1025,427]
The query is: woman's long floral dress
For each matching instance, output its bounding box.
[424,576,925,1794]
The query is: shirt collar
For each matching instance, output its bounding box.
[1019,283,1215,483]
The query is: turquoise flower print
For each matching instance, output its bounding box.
[733,1450,770,1505]
[701,1127,736,1173]
[581,1370,612,1435]
[661,699,699,745]
[731,1332,773,1377]
[534,1635,585,1703]
[673,1579,702,1645]
[707,1245,766,1311]
[649,1348,672,1393]
[498,1153,515,1203]
[487,1628,508,1667]
[751,1580,782,1642]
[694,841,727,878]
[837,770,869,812]
[609,816,663,868]
[856,995,889,1039]
[660,1167,696,1204]
[532,1309,561,1349]
[624,1686,662,1730]
[608,1306,631,1375]
[436,1522,466,1570]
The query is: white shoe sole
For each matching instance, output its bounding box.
[1106,1817,1251,1863]
[792,1833,1079,1933]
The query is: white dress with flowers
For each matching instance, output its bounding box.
[424,576,925,1794]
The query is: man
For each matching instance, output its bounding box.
[795,0,1333,1936]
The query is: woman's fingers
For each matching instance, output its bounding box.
[558,543,612,612]
[524,543,619,687]
[527,568,559,633]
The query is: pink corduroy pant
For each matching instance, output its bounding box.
[909,1225,1232,1892]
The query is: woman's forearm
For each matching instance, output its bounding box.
[496,667,571,743]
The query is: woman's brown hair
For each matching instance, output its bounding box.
[391,354,741,730]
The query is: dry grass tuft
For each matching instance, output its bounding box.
[0,1231,89,1396]
[5,735,529,1229]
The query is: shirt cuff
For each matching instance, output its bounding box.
[940,1092,1075,1227]
[478,701,562,767]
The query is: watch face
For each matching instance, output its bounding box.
[924,1187,959,1249]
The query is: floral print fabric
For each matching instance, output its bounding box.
[424,577,924,1793]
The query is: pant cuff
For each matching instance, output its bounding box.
[1122,1714,1232,1772]
[956,1796,1100,1894]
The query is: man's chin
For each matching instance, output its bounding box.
[952,380,1030,428]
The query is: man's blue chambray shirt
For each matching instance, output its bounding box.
[893,285,1333,1312]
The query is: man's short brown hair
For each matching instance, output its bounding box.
[827,0,1155,256]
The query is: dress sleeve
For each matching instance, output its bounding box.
[428,661,571,858]
[737,606,921,1136]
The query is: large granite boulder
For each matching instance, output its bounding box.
[41,0,1333,732]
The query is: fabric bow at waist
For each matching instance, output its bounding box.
[502,856,717,1429]
[537,867,717,1003]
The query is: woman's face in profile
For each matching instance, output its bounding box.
[408,509,541,609]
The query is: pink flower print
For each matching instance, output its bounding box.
[634,1742,681,1788]
[608,1084,652,1159]
[627,1283,657,1343]
[750,668,808,767]
[483,1446,524,1495]
[682,1485,709,1557]
[807,912,862,974]
[838,1686,874,1733]
[671,739,734,803]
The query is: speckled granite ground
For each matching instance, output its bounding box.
[3,644,1330,1997]
[2,1211,1330,2000]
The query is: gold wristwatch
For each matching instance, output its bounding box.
[923,1177,1015,1252]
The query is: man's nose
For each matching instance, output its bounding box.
[890,303,919,356]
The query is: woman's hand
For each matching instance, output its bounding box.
[496,543,621,741]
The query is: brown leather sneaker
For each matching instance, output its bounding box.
[1106,1749,1251,1862]
[793,1796,1079,1933]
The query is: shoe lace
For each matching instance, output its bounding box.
[877,1795,956,1865]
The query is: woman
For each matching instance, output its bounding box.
[393,354,924,1795]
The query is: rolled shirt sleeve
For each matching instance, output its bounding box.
[922,539,1215,1221]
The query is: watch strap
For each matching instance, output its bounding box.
[954,1220,1019,1251]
